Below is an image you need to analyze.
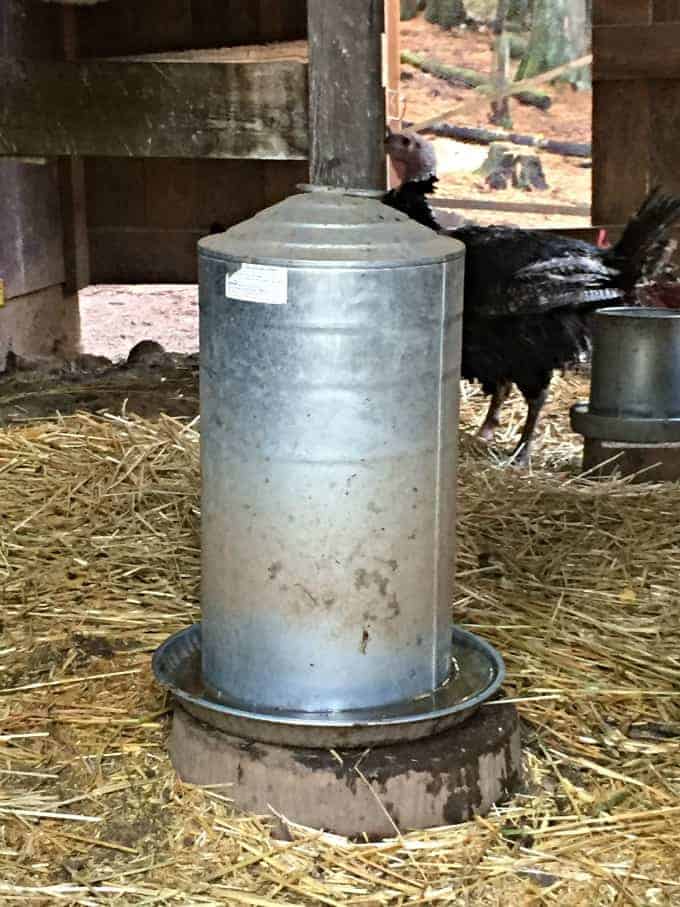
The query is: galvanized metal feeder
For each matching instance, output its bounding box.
[571,307,680,480]
[152,185,519,836]
[153,2,519,838]
[153,182,505,738]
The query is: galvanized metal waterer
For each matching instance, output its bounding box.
[153,185,504,747]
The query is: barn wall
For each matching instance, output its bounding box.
[0,0,80,361]
[78,0,309,283]
[76,0,308,58]
[593,0,680,228]
[86,157,307,283]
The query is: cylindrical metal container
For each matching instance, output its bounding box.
[198,186,464,714]
[571,307,680,479]
[589,308,680,419]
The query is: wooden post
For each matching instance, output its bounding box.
[385,0,402,187]
[308,0,387,189]
[60,7,90,294]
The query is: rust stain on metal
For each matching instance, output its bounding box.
[359,628,370,654]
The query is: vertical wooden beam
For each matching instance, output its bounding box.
[385,0,402,187]
[653,0,680,21]
[308,0,386,189]
[60,7,90,293]
[591,0,652,224]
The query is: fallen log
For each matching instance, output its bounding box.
[418,123,591,159]
[401,50,551,110]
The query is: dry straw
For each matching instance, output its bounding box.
[0,373,678,905]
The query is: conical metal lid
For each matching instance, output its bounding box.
[199,185,464,268]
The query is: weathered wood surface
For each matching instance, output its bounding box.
[593,0,650,26]
[592,0,680,237]
[308,0,386,188]
[435,197,591,216]
[0,161,65,299]
[593,23,680,79]
[592,80,650,224]
[85,158,307,283]
[653,0,680,21]
[76,0,308,58]
[0,58,308,159]
[58,6,90,294]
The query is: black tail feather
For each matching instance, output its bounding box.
[607,186,680,292]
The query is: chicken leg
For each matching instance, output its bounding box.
[511,386,549,466]
[478,382,512,442]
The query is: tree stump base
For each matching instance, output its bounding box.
[480,142,548,191]
[169,702,523,840]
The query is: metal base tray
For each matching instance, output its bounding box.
[152,623,505,748]
[571,403,680,445]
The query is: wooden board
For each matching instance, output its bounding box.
[0,160,65,299]
[592,0,651,26]
[653,0,680,21]
[113,40,307,63]
[308,0,386,188]
[0,56,308,160]
[593,23,680,79]
[592,80,650,224]
[85,158,307,283]
[76,0,307,59]
[649,80,680,194]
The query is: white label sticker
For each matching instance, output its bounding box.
[225,263,288,305]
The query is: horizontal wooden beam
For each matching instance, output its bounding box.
[435,197,591,217]
[0,59,308,159]
[593,23,680,79]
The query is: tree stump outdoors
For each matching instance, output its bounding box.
[514,153,548,190]
[425,0,467,28]
[480,142,548,191]
[400,0,420,19]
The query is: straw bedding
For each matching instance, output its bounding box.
[0,372,679,905]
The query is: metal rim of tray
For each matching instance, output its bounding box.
[570,403,680,445]
[152,623,505,749]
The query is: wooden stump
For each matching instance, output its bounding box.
[479,142,516,189]
[480,142,548,191]
[513,153,548,190]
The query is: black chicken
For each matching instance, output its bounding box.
[384,129,680,464]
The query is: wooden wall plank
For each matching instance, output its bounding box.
[259,0,308,42]
[144,160,197,229]
[190,0,259,49]
[85,159,147,227]
[593,23,680,79]
[85,159,303,282]
[76,0,307,58]
[0,59,308,160]
[58,158,90,293]
[593,0,651,26]
[653,0,680,21]
[88,228,202,283]
[194,160,268,227]
[0,0,63,58]
[592,81,650,223]
[649,81,680,193]
[263,160,309,207]
[59,6,90,294]
[76,0,192,58]
[0,161,66,299]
